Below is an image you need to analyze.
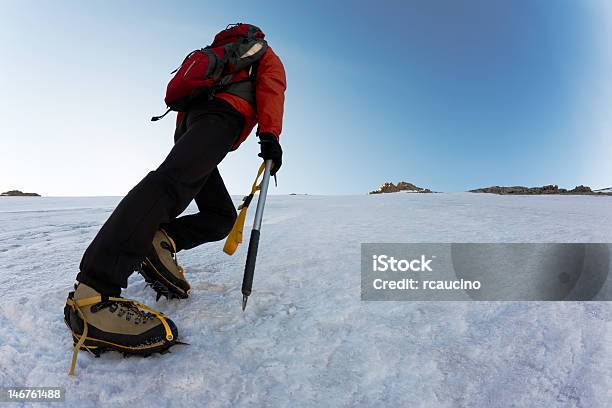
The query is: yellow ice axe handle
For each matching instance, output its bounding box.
[223,161,268,255]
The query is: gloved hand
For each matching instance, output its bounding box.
[258,133,283,176]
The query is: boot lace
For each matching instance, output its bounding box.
[91,299,155,325]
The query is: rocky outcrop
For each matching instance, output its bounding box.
[372,182,400,194]
[469,184,611,196]
[369,181,432,194]
[570,185,592,193]
[1,190,41,197]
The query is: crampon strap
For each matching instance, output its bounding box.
[223,162,267,255]
[68,296,173,375]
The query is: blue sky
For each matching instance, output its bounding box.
[1,0,611,195]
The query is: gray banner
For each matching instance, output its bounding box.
[361,243,611,301]
[0,387,65,402]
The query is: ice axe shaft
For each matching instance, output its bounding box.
[241,159,273,311]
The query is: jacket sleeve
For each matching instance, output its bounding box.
[255,46,287,140]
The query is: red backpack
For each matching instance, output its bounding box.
[152,24,268,121]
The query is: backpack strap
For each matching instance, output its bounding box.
[211,40,265,104]
[222,80,256,105]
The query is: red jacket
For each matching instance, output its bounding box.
[177,47,287,150]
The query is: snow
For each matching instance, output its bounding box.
[1,193,612,407]
[595,187,612,193]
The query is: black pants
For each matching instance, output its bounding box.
[77,99,244,296]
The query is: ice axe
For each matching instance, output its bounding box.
[223,159,274,311]
[241,160,273,310]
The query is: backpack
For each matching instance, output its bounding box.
[151,23,268,121]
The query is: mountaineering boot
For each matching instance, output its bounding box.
[140,229,191,300]
[64,290,74,329]
[65,282,178,375]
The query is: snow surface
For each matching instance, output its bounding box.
[1,193,612,407]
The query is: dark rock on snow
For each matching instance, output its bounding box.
[369,181,432,194]
[1,190,41,197]
[469,184,611,196]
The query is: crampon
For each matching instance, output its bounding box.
[64,285,186,375]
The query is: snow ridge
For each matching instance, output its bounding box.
[1,195,612,407]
